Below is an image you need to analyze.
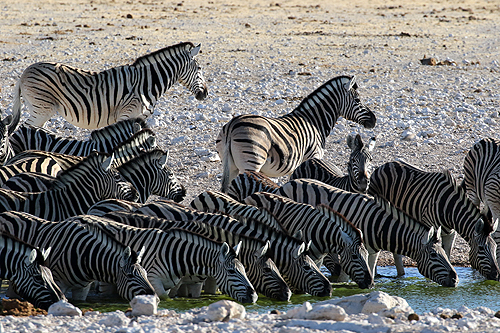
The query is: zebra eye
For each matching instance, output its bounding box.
[263,267,272,273]
[303,265,312,271]
[352,253,359,260]
[227,269,236,274]
[430,252,438,259]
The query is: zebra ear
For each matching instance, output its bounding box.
[475,219,485,235]
[137,246,145,264]
[234,241,242,256]
[423,226,436,245]
[133,121,142,134]
[42,247,52,261]
[120,246,132,267]
[255,240,270,258]
[102,153,115,171]
[191,43,201,57]
[493,218,499,233]
[368,137,376,152]
[292,229,303,240]
[147,136,157,148]
[344,75,357,91]
[220,242,231,258]
[159,152,168,168]
[28,249,38,265]
[293,242,306,259]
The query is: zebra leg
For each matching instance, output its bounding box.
[203,276,218,294]
[71,284,92,301]
[441,230,457,259]
[393,253,406,277]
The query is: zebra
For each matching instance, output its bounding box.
[71,214,258,303]
[0,233,66,310]
[127,200,332,296]
[369,160,500,281]
[0,151,138,221]
[290,134,376,194]
[87,199,143,216]
[275,178,458,287]
[0,211,156,301]
[216,75,376,192]
[9,117,147,156]
[1,128,157,192]
[12,42,208,129]
[243,192,374,289]
[462,138,500,263]
[0,112,19,165]
[227,171,280,202]
[93,210,292,301]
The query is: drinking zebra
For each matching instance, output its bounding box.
[9,117,147,156]
[291,134,376,194]
[216,75,376,192]
[227,171,280,202]
[0,233,65,310]
[0,152,138,221]
[95,211,291,301]
[0,211,156,301]
[369,160,500,281]
[462,138,500,263]
[12,42,208,129]
[72,214,258,303]
[243,192,374,289]
[276,178,458,287]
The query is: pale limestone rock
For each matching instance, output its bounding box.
[47,300,82,317]
[304,304,347,321]
[206,300,246,322]
[98,311,130,327]
[130,295,159,316]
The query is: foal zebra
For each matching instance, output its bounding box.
[0,152,138,221]
[243,192,374,289]
[9,117,147,156]
[276,178,458,287]
[73,214,258,303]
[0,233,65,309]
[291,134,376,194]
[216,75,376,192]
[0,211,156,301]
[13,42,208,129]
[463,138,500,263]
[95,211,291,301]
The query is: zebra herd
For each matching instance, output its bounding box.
[1,40,500,311]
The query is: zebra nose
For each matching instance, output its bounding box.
[445,271,459,287]
[195,87,208,101]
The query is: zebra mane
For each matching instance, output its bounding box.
[1,231,47,265]
[315,204,363,244]
[90,117,148,143]
[118,148,165,170]
[51,152,110,190]
[132,42,195,67]
[111,128,155,154]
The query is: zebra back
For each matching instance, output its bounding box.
[117,149,186,203]
[75,215,257,303]
[87,198,142,216]
[1,172,56,192]
[0,211,156,301]
[243,191,373,289]
[278,178,458,287]
[90,117,148,153]
[227,171,280,202]
[0,232,65,309]
[369,160,500,281]
[5,150,83,168]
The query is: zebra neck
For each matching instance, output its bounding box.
[119,169,151,204]
[287,100,338,141]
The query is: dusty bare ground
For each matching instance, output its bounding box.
[1,0,500,268]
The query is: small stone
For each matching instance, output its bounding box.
[98,311,130,327]
[270,309,281,315]
[452,313,463,319]
[305,304,347,321]
[48,300,82,317]
[206,300,246,322]
[130,295,158,316]
[408,313,420,321]
[494,311,500,319]
[126,14,133,19]
[420,57,437,66]
[440,313,451,319]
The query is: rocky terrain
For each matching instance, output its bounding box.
[1,0,500,331]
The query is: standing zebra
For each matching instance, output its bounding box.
[462,138,500,263]
[243,192,374,289]
[0,233,65,310]
[9,117,147,156]
[276,178,458,287]
[227,171,280,202]
[291,134,376,194]
[12,42,208,129]
[0,152,138,221]
[0,211,156,301]
[216,75,376,192]
[96,211,291,301]
[72,214,258,303]
[369,160,500,281]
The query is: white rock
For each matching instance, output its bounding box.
[304,304,347,321]
[194,147,210,156]
[98,311,130,327]
[205,300,246,322]
[201,152,221,162]
[130,295,159,316]
[48,300,82,317]
[401,130,416,141]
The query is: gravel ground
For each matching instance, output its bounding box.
[1,0,500,330]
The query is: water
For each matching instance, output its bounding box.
[64,266,500,315]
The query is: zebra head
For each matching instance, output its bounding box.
[0,113,17,165]
[285,241,332,297]
[346,134,376,193]
[213,242,258,303]
[469,218,500,281]
[252,240,292,301]
[151,150,186,202]
[101,153,140,202]
[10,247,66,310]
[116,246,157,301]
[416,226,459,287]
[339,75,376,129]
[179,43,208,101]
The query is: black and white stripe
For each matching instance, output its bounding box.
[13,42,208,129]
[72,214,258,303]
[9,117,147,156]
[216,75,376,192]
[0,211,156,301]
[0,152,138,221]
[0,233,65,309]
[369,160,500,281]
[276,178,459,287]
[0,112,19,165]
[227,171,280,202]
[291,134,376,194]
[243,192,374,289]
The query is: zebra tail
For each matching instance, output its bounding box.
[10,81,22,135]
[221,137,233,193]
